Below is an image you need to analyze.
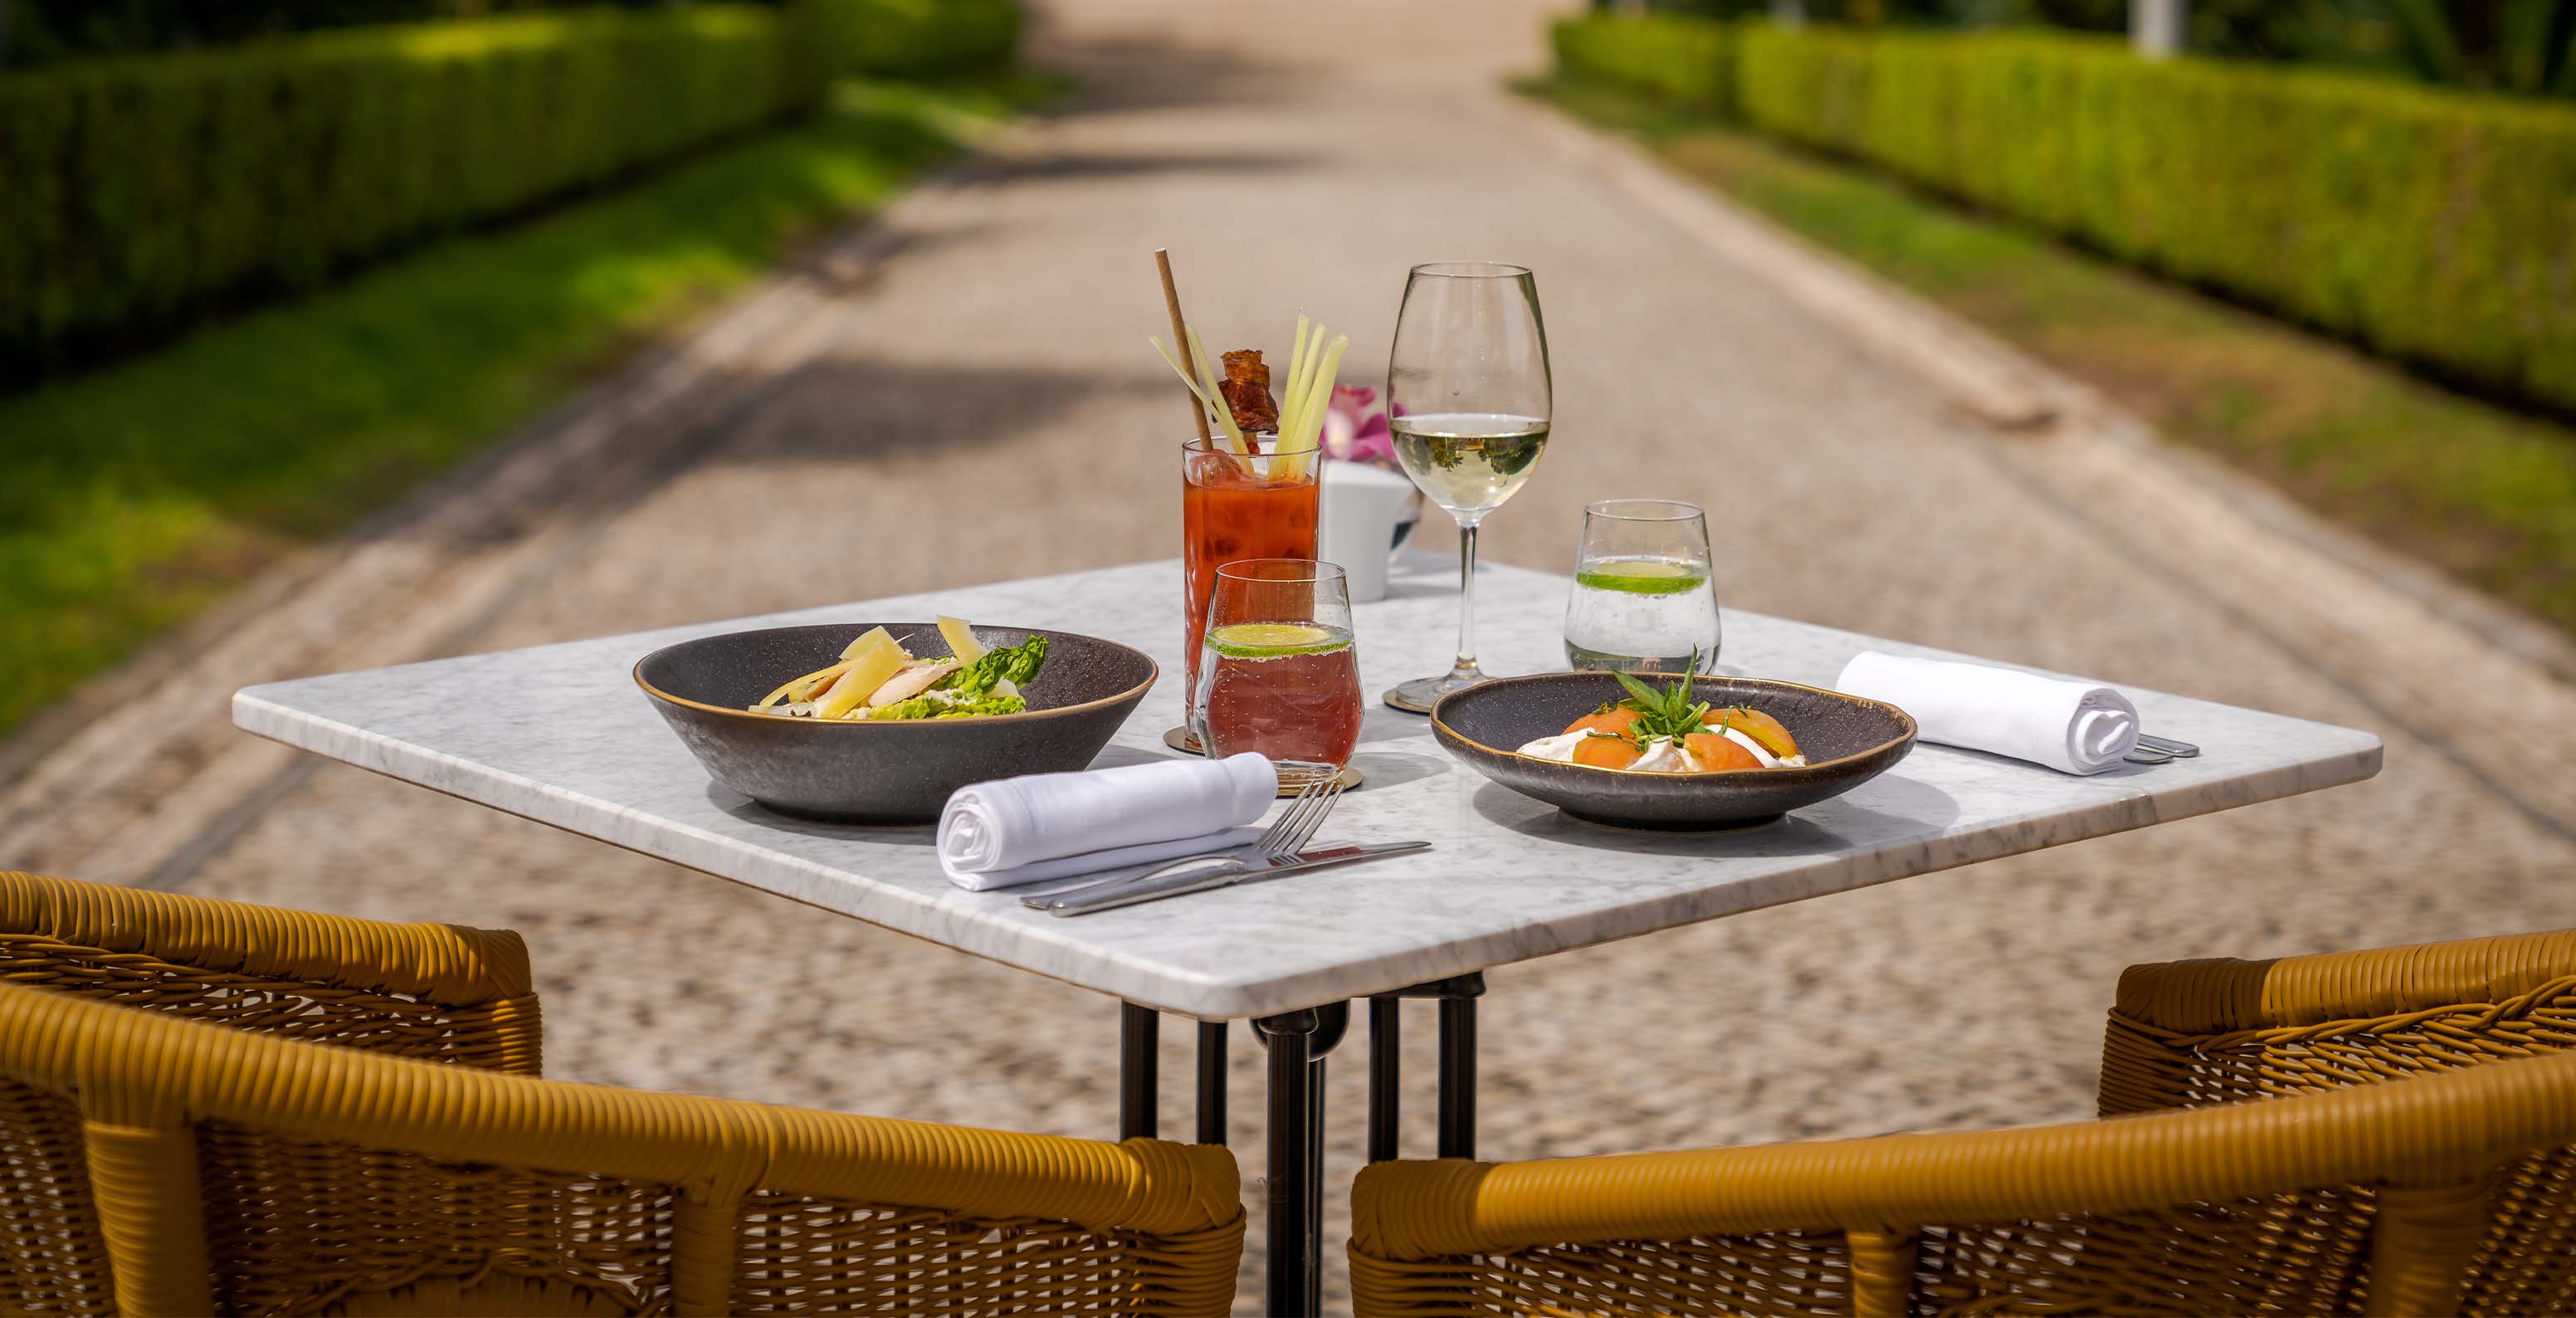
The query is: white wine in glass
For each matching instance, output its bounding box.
[1388,412,1551,516]
[1383,263,1552,714]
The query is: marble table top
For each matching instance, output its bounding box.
[236,558,2381,1019]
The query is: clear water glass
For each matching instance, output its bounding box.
[1564,499,1720,674]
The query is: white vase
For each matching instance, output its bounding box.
[1318,461,1419,603]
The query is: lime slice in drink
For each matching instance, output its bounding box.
[1207,622,1349,658]
[1575,557,1707,595]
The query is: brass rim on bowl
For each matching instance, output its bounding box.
[1429,674,1917,778]
[632,627,1159,726]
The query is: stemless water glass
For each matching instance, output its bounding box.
[1193,559,1361,790]
[1564,499,1722,674]
[1383,261,1552,713]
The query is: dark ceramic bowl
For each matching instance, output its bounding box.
[635,623,1157,824]
[1432,673,1916,831]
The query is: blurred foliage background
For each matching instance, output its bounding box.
[0,0,1032,737]
[1607,0,2576,96]
[1543,7,2576,637]
[2,0,710,68]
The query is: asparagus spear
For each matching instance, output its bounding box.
[936,634,1049,697]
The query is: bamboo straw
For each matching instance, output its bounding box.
[1154,250,1212,446]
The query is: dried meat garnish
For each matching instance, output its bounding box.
[1219,349,1279,436]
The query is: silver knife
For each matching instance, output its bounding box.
[1036,842,1431,917]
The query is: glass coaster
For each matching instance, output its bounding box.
[1277,764,1363,798]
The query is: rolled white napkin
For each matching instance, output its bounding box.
[938,752,1277,891]
[1835,651,2139,775]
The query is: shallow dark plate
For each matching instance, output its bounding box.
[1431,673,1916,831]
[635,623,1156,824]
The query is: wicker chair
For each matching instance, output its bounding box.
[0,869,543,1071]
[1349,928,2576,1316]
[0,874,1246,1316]
[0,869,547,1313]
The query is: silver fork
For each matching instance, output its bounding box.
[2125,732,2203,764]
[1023,774,1345,909]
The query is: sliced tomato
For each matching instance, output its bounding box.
[1682,732,1761,772]
[1570,735,1642,769]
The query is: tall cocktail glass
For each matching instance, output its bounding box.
[1178,436,1320,749]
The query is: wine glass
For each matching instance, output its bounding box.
[1564,499,1721,674]
[1383,262,1552,714]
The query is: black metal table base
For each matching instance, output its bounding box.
[1117,975,1482,1318]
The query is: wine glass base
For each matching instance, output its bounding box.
[1162,725,1205,756]
[1382,671,1490,715]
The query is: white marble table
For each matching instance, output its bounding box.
[236,555,2379,1316]
[236,556,2383,1020]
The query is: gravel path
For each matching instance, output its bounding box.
[19,2,2575,1311]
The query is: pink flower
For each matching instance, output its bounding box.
[1321,383,1394,466]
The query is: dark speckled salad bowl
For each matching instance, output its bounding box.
[1432,672,1916,831]
[635,623,1156,824]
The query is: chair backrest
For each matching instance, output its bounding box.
[1352,1023,2576,1316]
[0,871,544,1316]
[2103,928,2576,1315]
[0,980,1245,1316]
[2102,927,2576,1113]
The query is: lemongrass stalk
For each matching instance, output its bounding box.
[1295,319,1330,450]
[1185,324,1247,453]
[1193,334,1244,452]
[1289,334,1349,480]
[1281,313,1315,452]
[1149,335,1228,424]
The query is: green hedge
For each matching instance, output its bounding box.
[1552,12,1733,115]
[798,0,1021,79]
[0,0,1017,376]
[1555,17,2576,413]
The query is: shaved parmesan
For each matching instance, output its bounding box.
[815,629,904,719]
[936,615,988,664]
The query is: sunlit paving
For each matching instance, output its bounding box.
[3,0,2574,1314]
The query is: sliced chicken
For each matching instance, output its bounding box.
[866,660,959,708]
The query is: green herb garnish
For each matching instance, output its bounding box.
[1611,668,1715,744]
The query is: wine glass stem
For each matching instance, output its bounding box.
[1453,521,1481,676]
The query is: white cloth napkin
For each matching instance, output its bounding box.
[938,752,1277,891]
[1835,652,2139,775]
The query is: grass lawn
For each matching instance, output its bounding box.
[0,74,1059,740]
[1523,76,2576,641]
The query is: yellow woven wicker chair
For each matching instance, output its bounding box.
[1349,928,2576,1316]
[0,870,542,1071]
[0,979,1245,1316]
[2,869,544,1315]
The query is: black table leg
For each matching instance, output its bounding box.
[1368,996,1400,1162]
[1370,974,1486,1162]
[1253,1008,1321,1316]
[1252,1003,1348,1316]
[1438,990,1476,1159]
[1120,1002,1158,1140]
[1196,1020,1227,1145]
